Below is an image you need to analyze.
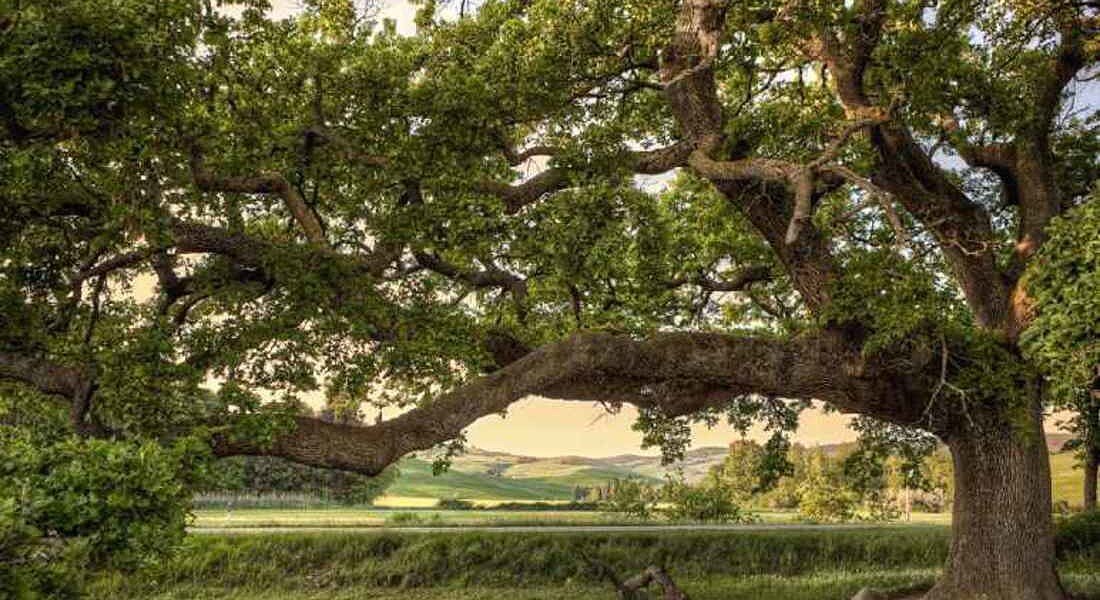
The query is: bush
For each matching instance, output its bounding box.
[603,479,659,520]
[662,479,744,523]
[0,497,86,600]
[0,429,198,598]
[1055,510,1100,559]
[384,512,444,527]
[490,501,601,511]
[798,481,857,523]
[385,512,424,526]
[436,498,475,510]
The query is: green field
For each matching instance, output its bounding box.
[1052,451,1088,507]
[201,451,1089,511]
[386,458,586,500]
[192,507,626,528]
[190,507,954,529]
[91,527,1100,600]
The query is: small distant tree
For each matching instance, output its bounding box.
[1060,382,1100,511]
[796,451,857,523]
[920,451,954,513]
[604,478,659,520]
[713,440,767,504]
[662,473,743,524]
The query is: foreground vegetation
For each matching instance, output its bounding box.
[90,525,1100,599]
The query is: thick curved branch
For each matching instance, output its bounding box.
[414,251,529,318]
[809,12,1011,332]
[481,142,692,214]
[1034,13,1096,143]
[666,265,772,292]
[658,1,843,314]
[211,330,918,474]
[190,147,327,245]
[479,168,569,214]
[0,350,100,434]
[170,220,394,278]
[0,351,86,400]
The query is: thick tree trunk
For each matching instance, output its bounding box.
[925,402,1065,600]
[1085,447,1098,512]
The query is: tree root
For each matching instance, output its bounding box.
[582,555,688,600]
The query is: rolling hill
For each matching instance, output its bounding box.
[383,432,1088,506]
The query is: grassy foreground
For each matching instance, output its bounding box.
[90,527,1100,599]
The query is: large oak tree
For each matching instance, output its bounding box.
[2,0,1099,598]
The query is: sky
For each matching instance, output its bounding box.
[195,0,1090,458]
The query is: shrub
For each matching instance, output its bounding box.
[386,512,423,526]
[798,481,857,523]
[1055,510,1100,559]
[490,501,601,511]
[0,429,198,598]
[436,498,475,510]
[662,479,744,523]
[603,479,659,520]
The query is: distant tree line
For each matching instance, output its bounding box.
[594,439,956,523]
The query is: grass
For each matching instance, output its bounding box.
[90,523,1100,600]
[190,507,631,528]
[92,528,952,596]
[189,506,954,529]
[1052,451,1088,507]
[90,571,942,600]
[89,527,1100,600]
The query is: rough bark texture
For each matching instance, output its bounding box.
[212,330,922,474]
[927,400,1065,600]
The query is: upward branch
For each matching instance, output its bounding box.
[190,146,328,245]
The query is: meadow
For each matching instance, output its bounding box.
[90,526,1100,600]
[189,506,954,530]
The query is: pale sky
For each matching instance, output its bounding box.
[180,0,1080,458]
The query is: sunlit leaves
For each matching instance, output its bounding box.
[1025,189,1100,402]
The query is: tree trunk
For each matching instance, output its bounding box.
[925,402,1065,600]
[1085,446,1098,512]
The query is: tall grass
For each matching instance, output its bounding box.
[89,525,1100,599]
[93,528,951,594]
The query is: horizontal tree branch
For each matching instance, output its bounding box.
[0,351,86,400]
[665,265,772,292]
[480,142,692,214]
[211,329,920,474]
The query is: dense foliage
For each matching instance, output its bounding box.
[2,0,1098,595]
[0,428,200,599]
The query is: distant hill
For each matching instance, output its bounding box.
[383,431,1083,505]
[386,453,664,501]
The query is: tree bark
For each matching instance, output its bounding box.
[926,400,1065,600]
